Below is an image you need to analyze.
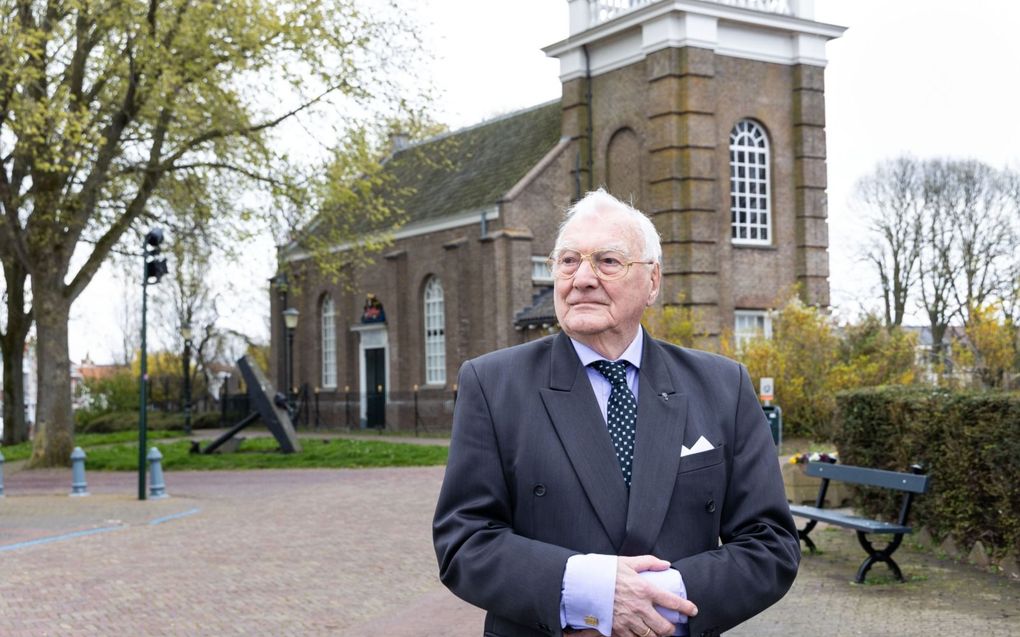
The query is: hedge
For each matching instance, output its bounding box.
[76,410,225,434]
[832,387,1020,559]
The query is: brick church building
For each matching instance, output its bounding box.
[270,0,844,430]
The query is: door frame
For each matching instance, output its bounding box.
[351,323,389,427]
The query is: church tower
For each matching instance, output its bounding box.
[545,0,844,340]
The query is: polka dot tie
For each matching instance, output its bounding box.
[591,360,637,488]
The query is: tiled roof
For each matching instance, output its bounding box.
[514,287,557,329]
[285,101,564,257]
[77,364,129,381]
[382,100,563,223]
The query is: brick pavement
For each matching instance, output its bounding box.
[1,465,1018,636]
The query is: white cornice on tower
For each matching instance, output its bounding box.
[547,0,846,80]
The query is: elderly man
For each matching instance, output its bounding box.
[433,190,798,637]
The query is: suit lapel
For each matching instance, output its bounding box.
[539,333,629,549]
[620,333,688,556]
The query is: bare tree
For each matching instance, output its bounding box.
[857,157,1019,382]
[159,223,221,409]
[854,157,924,328]
[917,159,961,369]
[996,167,1020,325]
[946,161,1016,326]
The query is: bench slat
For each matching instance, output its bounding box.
[790,505,912,534]
[803,462,929,493]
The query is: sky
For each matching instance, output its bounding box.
[67,0,1020,364]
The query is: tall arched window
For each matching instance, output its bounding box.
[320,295,337,388]
[729,120,771,245]
[423,277,446,385]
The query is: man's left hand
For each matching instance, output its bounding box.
[612,555,697,637]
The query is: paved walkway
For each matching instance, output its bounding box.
[1,464,1017,636]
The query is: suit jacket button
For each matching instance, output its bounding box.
[533,484,547,497]
[537,622,550,632]
[705,499,716,513]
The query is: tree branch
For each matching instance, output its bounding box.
[66,104,173,302]
[159,85,339,167]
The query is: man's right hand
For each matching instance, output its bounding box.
[612,556,698,637]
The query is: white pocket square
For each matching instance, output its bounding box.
[681,435,715,457]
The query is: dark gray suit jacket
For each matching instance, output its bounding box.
[433,331,799,637]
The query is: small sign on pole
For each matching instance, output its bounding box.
[760,377,774,404]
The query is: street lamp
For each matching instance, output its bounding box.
[270,273,289,388]
[181,323,193,436]
[218,370,231,426]
[282,307,299,417]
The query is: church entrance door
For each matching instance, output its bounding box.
[365,347,386,428]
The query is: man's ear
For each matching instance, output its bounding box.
[646,263,661,306]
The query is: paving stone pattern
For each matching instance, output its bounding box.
[1,466,1017,636]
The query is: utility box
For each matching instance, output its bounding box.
[761,405,782,447]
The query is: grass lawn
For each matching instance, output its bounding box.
[2,432,448,470]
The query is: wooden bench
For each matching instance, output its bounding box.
[789,462,930,583]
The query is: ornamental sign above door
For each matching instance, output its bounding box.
[361,293,386,324]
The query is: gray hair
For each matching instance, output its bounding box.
[556,188,662,263]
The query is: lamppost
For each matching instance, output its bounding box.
[282,307,299,417]
[219,370,231,426]
[139,228,168,501]
[270,273,289,390]
[181,323,193,436]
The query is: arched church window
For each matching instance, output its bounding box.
[423,277,446,385]
[320,295,337,388]
[729,119,772,245]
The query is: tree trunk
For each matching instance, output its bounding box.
[2,261,32,445]
[29,288,74,467]
[1,335,29,445]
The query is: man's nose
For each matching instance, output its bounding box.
[572,256,600,287]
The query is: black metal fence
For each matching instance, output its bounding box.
[283,383,458,434]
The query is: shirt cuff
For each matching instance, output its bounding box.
[560,554,616,637]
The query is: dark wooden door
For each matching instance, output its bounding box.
[365,348,385,428]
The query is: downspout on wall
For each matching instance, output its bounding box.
[582,43,594,192]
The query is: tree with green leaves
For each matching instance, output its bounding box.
[0,0,426,465]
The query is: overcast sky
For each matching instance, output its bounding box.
[68,0,1020,363]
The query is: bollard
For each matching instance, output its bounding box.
[147,447,168,499]
[70,447,89,496]
[0,449,5,497]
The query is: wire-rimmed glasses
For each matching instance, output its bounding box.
[547,248,655,281]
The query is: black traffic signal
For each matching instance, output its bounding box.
[144,228,167,285]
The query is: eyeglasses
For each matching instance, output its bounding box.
[547,248,655,281]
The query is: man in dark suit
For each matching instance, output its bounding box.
[433,190,799,637]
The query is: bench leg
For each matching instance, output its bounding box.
[854,532,905,583]
[798,520,819,553]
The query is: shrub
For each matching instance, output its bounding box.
[724,297,839,438]
[642,295,704,348]
[78,410,186,434]
[723,303,920,439]
[832,387,1020,558]
[832,315,918,388]
[953,304,1018,389]
[75,372,138,427]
